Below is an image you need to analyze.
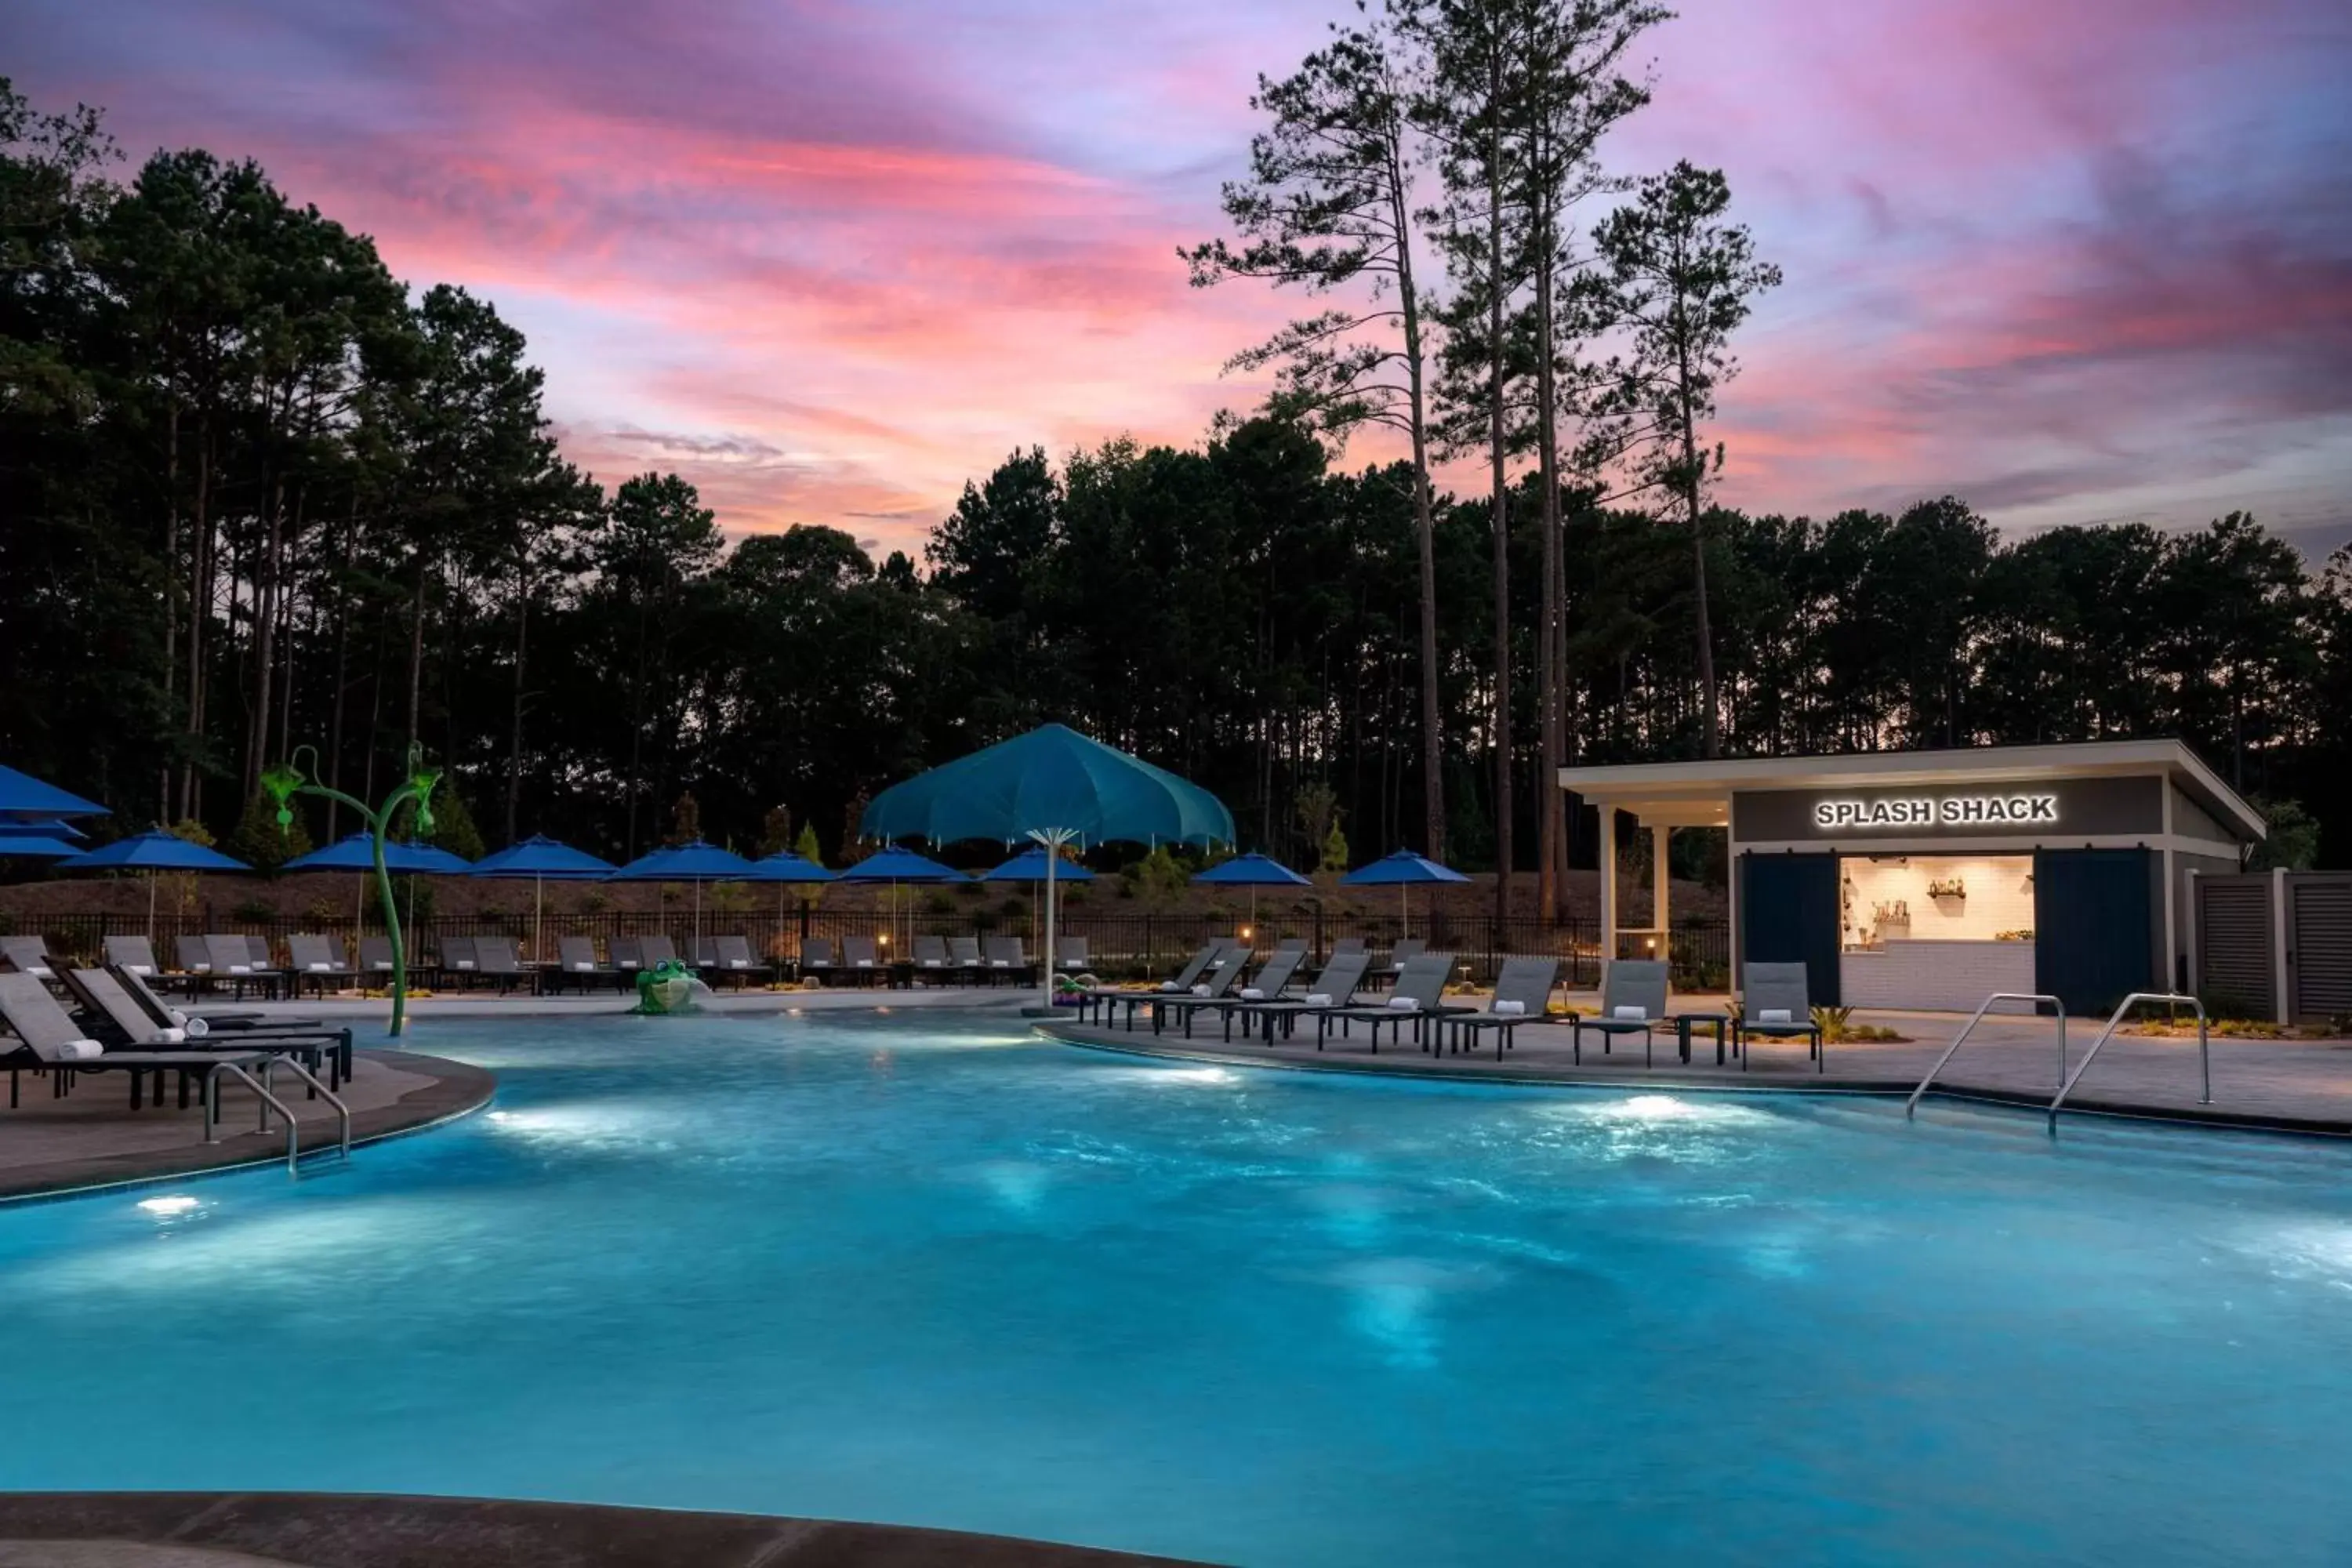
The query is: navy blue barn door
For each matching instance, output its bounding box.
[1740,853,1841,1006]
[2034,848,2155,1016]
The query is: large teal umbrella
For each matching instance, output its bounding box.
[859,724,1234,1007]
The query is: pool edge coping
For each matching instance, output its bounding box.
[1036,1022,2352,1142]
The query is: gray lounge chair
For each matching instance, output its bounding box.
[108,964,335,1054]
[912,934,953,978]
[438,934,481,989]
[0,971,277,1116]
[1445,956,1563,1060]
[173,932,213,975]
[61,967,347,1095]
[103,935,165,978]
[202,934,282,1000]
[1318,952,1459,1052]
[1149,944,1251,1036]
[1734,961,1824,1073]
[638,935,682,968]
[358,934,397,978]
[1080,942,1220,1027]
[982,935,1032,986]
[609,935,646,972]
[0,935,57,979]
[799,936,837,985]
[1571,959,1671,1066]
[1054,935,1089,971]
[1330,936,1366,956]
[712,935,768,988]
[474,935,525,994]
[1201,946,1307,1042]
[287,933,356,998]
[1230,950,1373,1044]
[946,935,985,984]
[554,935,617,993]
[1369,936,1425,989]
[840,935,881,986]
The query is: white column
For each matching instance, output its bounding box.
[1651,823,1671,960]
[1599,808,1619,968]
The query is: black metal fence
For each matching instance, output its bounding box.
[0,906,1731,987]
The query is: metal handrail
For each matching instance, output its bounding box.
[1906,993,2067,1120]
[2048,992,2209,1131]
[201,1056,352,1175]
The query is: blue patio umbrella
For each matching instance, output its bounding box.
[0,832,83,861]
[285,833,474,874]
[1192,851,1309,935]
[469,835,620,961]
[63,829,252,940]
[0,763,108,822]
[747,851,837,953]
[1341,848,1472,938]
[837,844,961,956]
[0,816,85,841]
[979,846,1096,884]
[608,839,760,946]
[859,723,1235,1005]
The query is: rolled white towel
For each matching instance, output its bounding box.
[1304,993,1332,1007]
[184,1017,209,1038]
[991,959,1009,967]
[619,960,640,969]
[27,964,53,978]
[373,960,394,971]
[729,960,749,969]
[1758,1007,1793,1025]
[153,1027,186,1044]
[166,1008,189,1025]
[57,1039,104,1061]
[1613,1005,1647,1021]
[569,961,590,971]
[227,964,252,975]
[453,960,475,971]
[1159,981,1181,992]
[307,962,332,972]
[1189,983,1211,997]
[1240,987,1265,1001]
[128,964,154,975]
[1493,1000,1526,1017]
[855,958,873,967]
[1388,995,1417,1010]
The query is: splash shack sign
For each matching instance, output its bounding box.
[1813,793,2060,830]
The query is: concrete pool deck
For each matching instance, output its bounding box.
[1041,1000,2352,1138]
[0,1493,1210,1567]
[0,1050,493,1203]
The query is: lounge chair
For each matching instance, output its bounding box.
[1367,937,1425,991]
[1078,942,1219,1027]
[1733,961,1825,1073]
[173,932,214,978]
[638,935,683,970]
[982,935,1033,986]
[1148,944,1252,1036]
[357,934,398,980]
[101,935,161,978]
[912,935,954,982]
[287,933,357,999]
[474,935,526,995]
[946,935,985,984]
[1275,935,1307,953]
[0,971,278,1116]
[840,935,883,986]
[1054,935,1089,972]
[554,935,618,993]
[203,933,283,1000]
[110,964,330,1051]
[712,935,768,988]
[438,934,481,989]
[0,935,58,980]
[799,937,837,986]
[609,935,646,973]
[1443,956,1563,1060]
[60,967,348,1097]
[1200,946,1308,1042]
[1316,953,1459,1053]
[1570,959,1670,1066]
[1330,936,1367,956]
[1231,950,1373,1044]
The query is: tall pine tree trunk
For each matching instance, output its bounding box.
[1534,169,1566,924]
[161,402,180,825]
[1392,153,1446,863]
[324,493,358,841]
[506,562,531,844]
[1678,329,1720,757]
[1486,93,1513,922]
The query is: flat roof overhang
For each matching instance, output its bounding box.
[1559,739,2266,843]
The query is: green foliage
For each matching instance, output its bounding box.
[758,804,793,858]
[1321,819,1350,875]
[229,897,276,924]
[1122,845,1192,906]
[793,822,824,868]
[2247,797,2318,872]
[394,782,485,862]
[227,786,314,873]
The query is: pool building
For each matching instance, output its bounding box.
[1560,740,2266,1014]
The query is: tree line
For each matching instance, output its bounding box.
[2,58,2345,895]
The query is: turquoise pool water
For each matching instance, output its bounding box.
[2,1011,2348,1565]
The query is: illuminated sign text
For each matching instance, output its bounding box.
[1812,793,2059,830]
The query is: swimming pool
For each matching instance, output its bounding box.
[2,1011,2347,1566]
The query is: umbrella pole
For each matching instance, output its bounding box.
[147,872,157,947]
[535,874,544,965]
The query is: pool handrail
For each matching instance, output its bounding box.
[200,1054,351,1175]
[1905,993,2067,1120]
[2047,992,2209,1132]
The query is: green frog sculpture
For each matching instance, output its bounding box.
[632,958,707,1015]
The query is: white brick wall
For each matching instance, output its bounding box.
[1842,938,2038,1014]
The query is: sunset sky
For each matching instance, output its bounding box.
[14,0,2351,560]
